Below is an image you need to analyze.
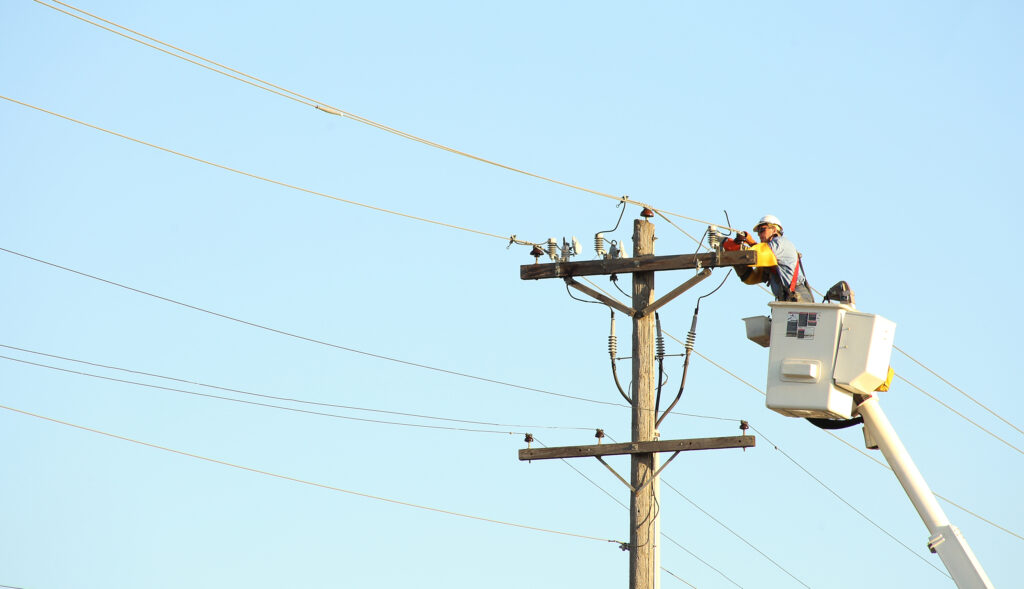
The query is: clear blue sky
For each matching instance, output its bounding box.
[2,1,1021,588]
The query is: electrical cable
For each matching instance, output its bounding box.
[895,374,1024,457]
[29,0,749,237]
[894,346,1024,439]
[566,281,603,305]
[0,246,624,410]
[0,402,623,545]
[0,95,541,249]
[0,343,595,432]
[662,480,812,589]
[0,353,528,435]
[746,424,951,579]
[661,534,746,589]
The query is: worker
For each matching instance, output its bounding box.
[729,215,814,302]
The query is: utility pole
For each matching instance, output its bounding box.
[630,219,657,589]
[518,214,758,589]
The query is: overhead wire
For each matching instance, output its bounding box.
[661,479,812,588]
[746,424,951,579]
[0,402,623,546]
[895,373,1024,456]
[0,246,737,427]
[0,343,596,433]
[30,0,746,236]
[895,345,1024,438]
[0,246,622,409]
[0,246,746,430]
[0,353,527,435]
[0,95,540,248]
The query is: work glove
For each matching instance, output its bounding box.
[734,231,749,246]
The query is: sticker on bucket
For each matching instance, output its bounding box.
[785,312,818,339]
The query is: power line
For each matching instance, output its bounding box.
[747,425,951,579]
[0,402,624,545]
[0,246,620,409]
[819,424,1024,543]
[31,0,746,236]
[0,95,536,247]
[895,345,1024,439]
[0,343,595,433]
[662,480,812,588]
[0,353,525,435]
[896,373,1024,457]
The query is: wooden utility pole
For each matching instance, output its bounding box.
[630,219,657,589]
[518,216,758,589]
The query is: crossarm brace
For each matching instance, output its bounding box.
[638,268,712,318]
[564,277,635,317]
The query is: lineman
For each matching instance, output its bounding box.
[729,215,813,302]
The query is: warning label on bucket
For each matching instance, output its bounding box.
[786,312,818,340]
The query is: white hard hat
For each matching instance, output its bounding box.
[754,214,782,234]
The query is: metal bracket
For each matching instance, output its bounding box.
[637,268,712,318]
[564,277,635,317]
[596,455,635,491]
[594,450,683,493]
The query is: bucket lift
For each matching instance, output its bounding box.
[746,298,994,589]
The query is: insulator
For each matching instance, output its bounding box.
[608,334,618,358]
[685,330,696,352]
[595,233,606,258]
[655,313,665,359]
[708,225,720,249]
[547,237,558,261]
